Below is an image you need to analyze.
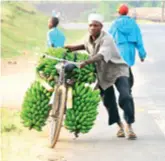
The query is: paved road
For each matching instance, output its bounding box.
[1,24,164,161]
[48,24,165,161]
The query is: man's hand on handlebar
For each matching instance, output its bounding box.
[64,45,74,52]
[65,44,85,52]
[79,61,88,68]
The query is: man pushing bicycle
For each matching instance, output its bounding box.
[65,13,136,140]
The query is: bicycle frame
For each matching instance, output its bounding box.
[57,62,66,86]
[42,52,80,85]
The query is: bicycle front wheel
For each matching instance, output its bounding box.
[49,85,67,148]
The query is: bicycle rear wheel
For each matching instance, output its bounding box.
[49,85,67,148]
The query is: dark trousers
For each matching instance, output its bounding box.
[100,76,135,125]
[129,68,134,94]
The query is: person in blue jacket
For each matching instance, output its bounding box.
[47,12,65,48]
[108,4,147,93]
[47,12,66,107]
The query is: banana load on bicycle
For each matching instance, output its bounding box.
[21,46,100,136]
[21,13,101,137]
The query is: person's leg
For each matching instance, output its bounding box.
[115,76,136,139]
[101,86,125,137]
[129,68,134,95]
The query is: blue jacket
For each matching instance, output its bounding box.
[47,27,66,47]
[108,16,146,66]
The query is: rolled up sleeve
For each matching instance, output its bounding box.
[98,36,119,63]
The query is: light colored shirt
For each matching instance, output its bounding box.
[47,27,65,47]
[84,31,129,90]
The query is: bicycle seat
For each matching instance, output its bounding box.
[64,63,77,73]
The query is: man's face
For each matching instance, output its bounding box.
[48,18,53,29]
[88,21,102,37]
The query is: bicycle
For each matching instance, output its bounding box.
[42,52,80,148]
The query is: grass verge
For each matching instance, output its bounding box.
[1,2,86,59]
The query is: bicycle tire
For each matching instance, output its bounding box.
[49,85,67,148]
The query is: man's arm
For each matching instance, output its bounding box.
[80,54,103,68]
[65,44,85,52]
[81,37,114,68]
[85,54,103,64]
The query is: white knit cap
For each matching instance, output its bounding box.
[52,10,60,18]
[88,13,104,24]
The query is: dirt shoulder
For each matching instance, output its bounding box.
[1,55,38,109]
[1,125,71,161]
[1,35,86,109]
[1,55,71,161]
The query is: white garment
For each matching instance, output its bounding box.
[88,13,104,24]
[52,10,60,18]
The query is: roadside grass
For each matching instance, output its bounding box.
[1,2,86,59]
[1,108,23,133]
[1,108,47,161]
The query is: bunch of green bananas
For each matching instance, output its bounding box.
[71,65,96,84]
[64,82,100,137]
[36,58,58,80]
[21,81,52,131]
[21,48,100,135]
[36,48,96,85]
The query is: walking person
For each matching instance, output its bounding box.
[47,11,66,106]
[108,4,147,93]
[47,11,65,48]
[65,13,137,139]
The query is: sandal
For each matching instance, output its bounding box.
[126,128,137,140]
[117,129,125,137]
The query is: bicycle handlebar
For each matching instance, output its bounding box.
[39,53,81,66]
